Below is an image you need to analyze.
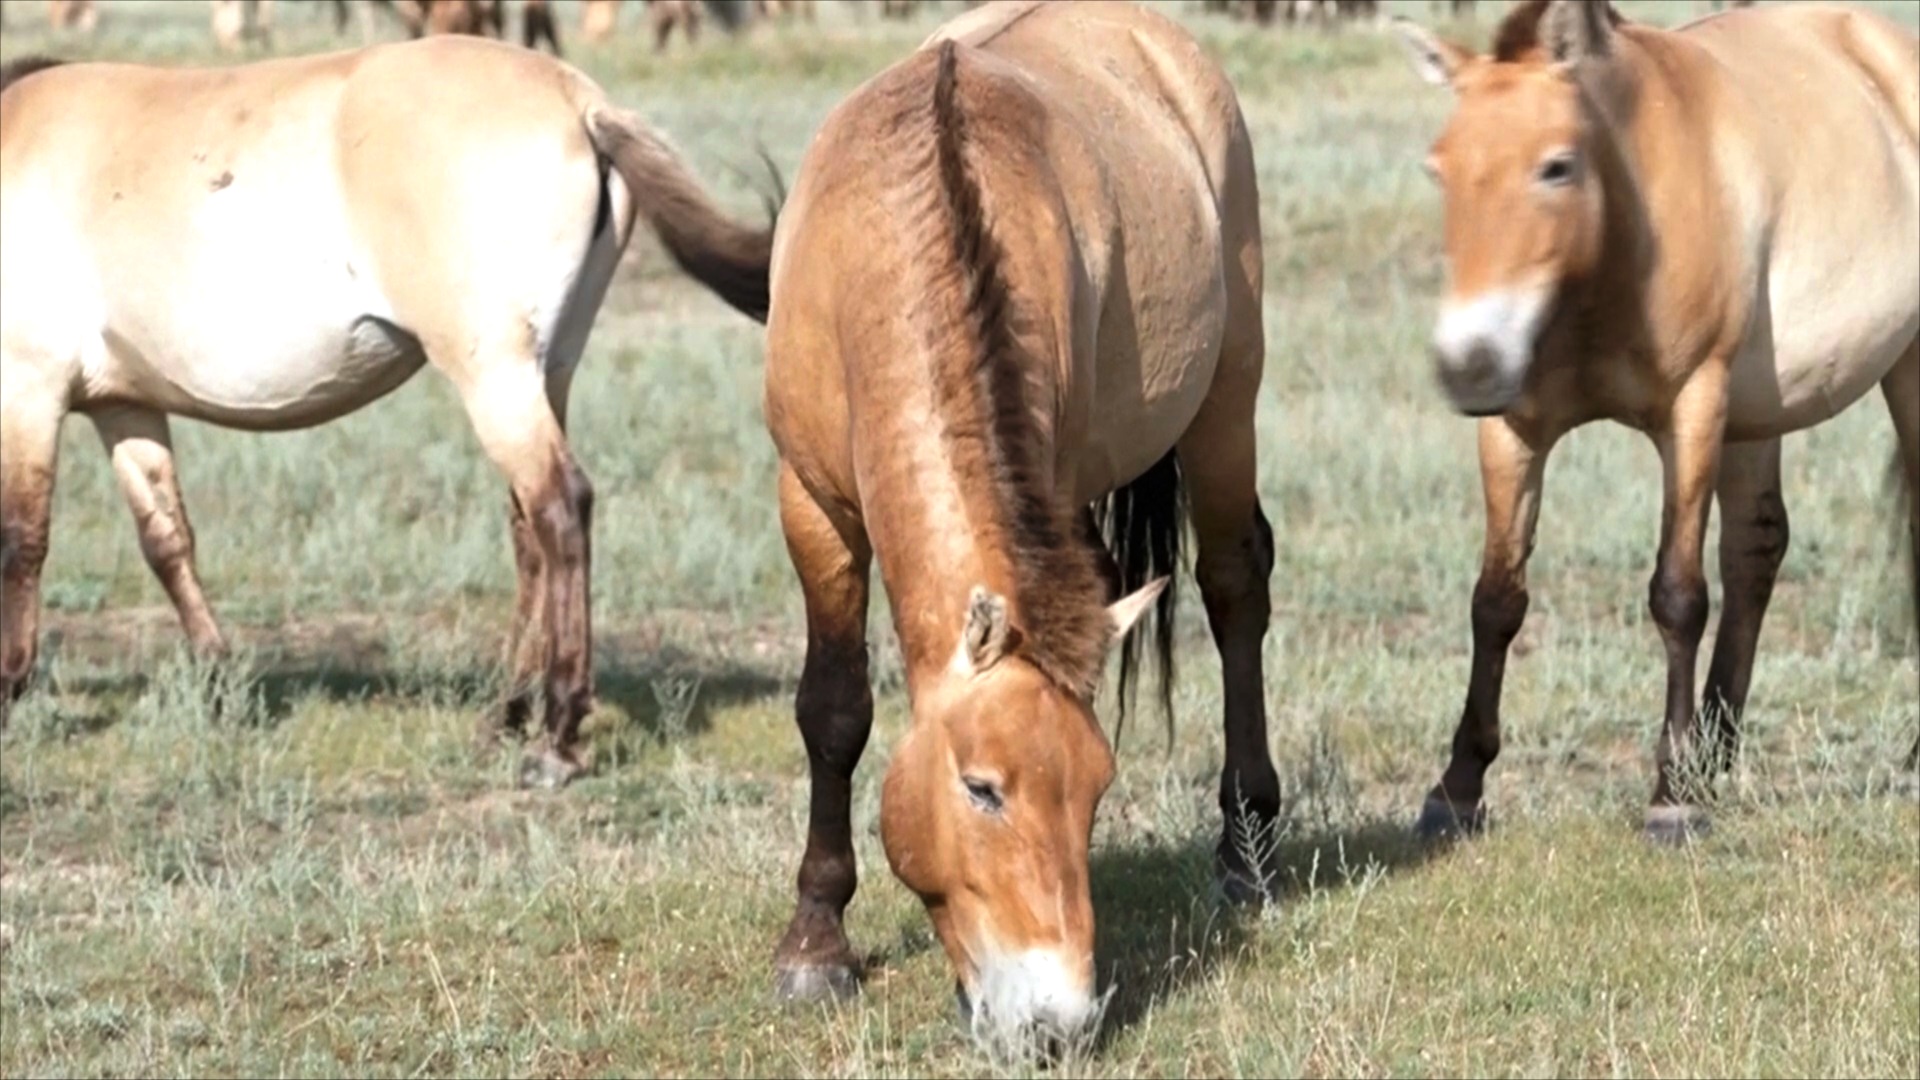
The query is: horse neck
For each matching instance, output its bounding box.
[1558,31,1720,361]
[851,352,1031,693]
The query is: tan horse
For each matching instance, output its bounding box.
[0,39,775,784]
[1392,0,1918,843]
[645,0,703,51]
[211,0,276,52]
[46,0,97,33]
[762,0,1278,1054]
[581,0,623,43]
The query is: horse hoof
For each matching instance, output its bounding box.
[518,748,585,790]
[773,961,861,1004]
[1643,804,1711,846]
[1415,795,1485,842]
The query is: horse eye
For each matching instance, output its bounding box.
[1537,151,1579,187]
[963,777,1004,814]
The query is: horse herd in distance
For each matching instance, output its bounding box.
[22,0,978,57]
[1,0,1914,1063]
[14,0,1773,57]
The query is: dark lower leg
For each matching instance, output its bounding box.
[771,468,873,999]
[1,415,60,725]
[490,495,545,743]
[1197,505,1281,888]
[1421,417,1552,837]
[1700,441,1787,776]
[1645,374,1728,838]
[773,638,873,994]
[527,458,595,785]
[1,497,51,719]
[1649,558,1711,812]
[1427,569,1527,822]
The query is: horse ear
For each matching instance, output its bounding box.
[1106,577,1169,641]
[1391,16,1473,89]
[1544,0,1615,66]
[958,586,1023,674]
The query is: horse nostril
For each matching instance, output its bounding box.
[1461,342,1499,383]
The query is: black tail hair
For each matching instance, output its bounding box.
[1094,450,1187,751]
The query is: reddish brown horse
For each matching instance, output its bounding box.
[1393,0,1917,842]
[762,0,1277,1056]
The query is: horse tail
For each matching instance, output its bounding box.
[1095,451,1187,751]
[582,101,781,324]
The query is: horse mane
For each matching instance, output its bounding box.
[0,56,67,96]
[921,40,1115,703]
[1492,0,1627,63]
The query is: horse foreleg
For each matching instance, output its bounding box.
[1418,415,1560,840]
[90,406,227,660]
[457,365,595,789]
[1699,437,1787,778]
[1644,364,1730,844]
[0,370,65,727]
[771,462,874,1004]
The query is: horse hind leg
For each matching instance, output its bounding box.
[1880,340,1918,769]
[1175,358,1282,904]
[1698,437,1788,780]
[0,367,66,726]
[480,369,574,753]
[450,358,596,789]
[90,406,228,662]
[480,488,546,750]
[771,462,874,1003]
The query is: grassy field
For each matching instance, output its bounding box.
[3,0,1917,1076]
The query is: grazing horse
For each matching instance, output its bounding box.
[762,0,1278,1054]
[211,0,276,52]
[1392,0,1918,843]
[0,39,775,784]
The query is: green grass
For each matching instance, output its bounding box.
[3,1,1917,1076]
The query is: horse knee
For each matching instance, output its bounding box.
[1470,571,1528,650]
[1196,506,1274,606]
[796,649,873,772]
[1649,563,1709,645]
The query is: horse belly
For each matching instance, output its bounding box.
[1726,235,1919,442]
[1071,335,1222,502]
[92,249,426,431]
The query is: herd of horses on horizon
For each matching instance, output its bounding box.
[0,0,1914,1062]
[16,0,1768,57]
